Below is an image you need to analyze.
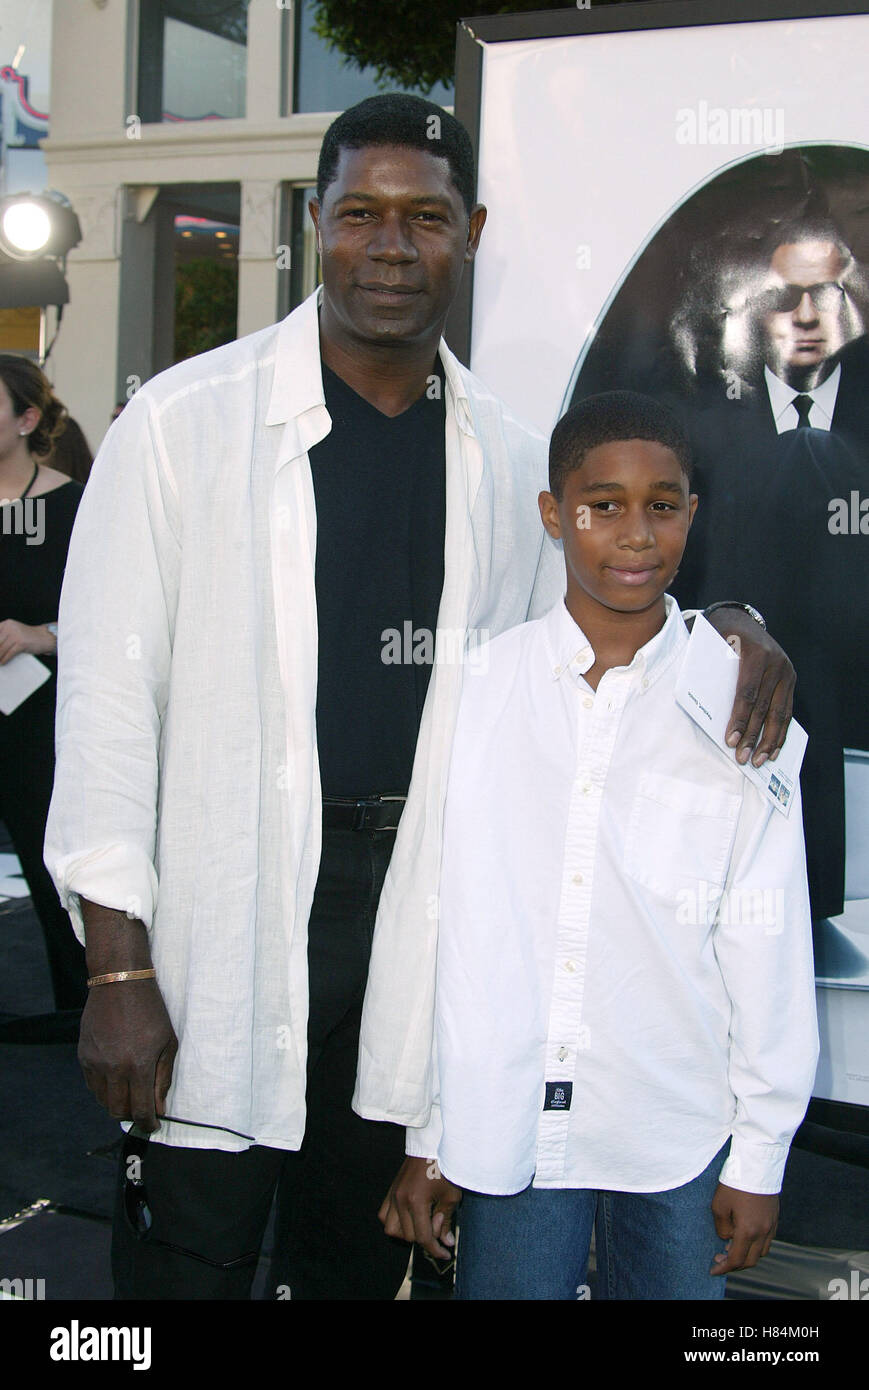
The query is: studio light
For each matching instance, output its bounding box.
[2,200,52,254]
[0,191,81,262]
[0,191,83,348]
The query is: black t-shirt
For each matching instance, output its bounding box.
[310,362,446,798]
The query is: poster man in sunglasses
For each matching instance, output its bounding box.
[672,212,869,927]
[760,233,853,425]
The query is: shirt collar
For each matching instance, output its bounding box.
[437,338,476,436]
[268,286,326,427]
[806,363,841,426]
[543,593,687,693]
[267,286,476,435]
[764,362,841,429]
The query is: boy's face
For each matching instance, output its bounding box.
[538,438,698,623]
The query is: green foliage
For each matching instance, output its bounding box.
[174,258,238,362]
[310,0,645,92]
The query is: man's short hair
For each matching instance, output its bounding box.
[766,217,852,271]
[316,94,476,214]
[549,391,693,499]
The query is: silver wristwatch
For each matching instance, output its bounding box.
[703,601,767,631]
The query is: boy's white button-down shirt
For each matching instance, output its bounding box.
[44,288,561,1151]
[430,597,819,1196]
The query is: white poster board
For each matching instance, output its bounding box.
[467,11,869,432]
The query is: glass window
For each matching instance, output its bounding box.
[138,1,249,124]
[293,0,453,114]
[174,210,239,361]
[276,185,320,320]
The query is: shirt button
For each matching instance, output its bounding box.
[553,665,562,676]
[582,782,592,795]
[582,696,593,709]
[564,960,576,973]
[572,873,583,886]
[642,677,649,690]
[557,1047,568,1062]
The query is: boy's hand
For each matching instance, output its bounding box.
[379,1156,462,1260]
[704,608,795,767]
[710,1183,779,1275]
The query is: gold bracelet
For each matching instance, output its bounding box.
[87,969,157,988]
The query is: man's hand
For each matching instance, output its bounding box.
[710,1183,779,1275]
[703,608,795,766]
[379,1156,462,1260]
[78,898,178,1133]
[0,618,56,663]
[79,979,178,1133]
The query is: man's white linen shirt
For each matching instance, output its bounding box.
[44,288,560,1151]
[433,596,819,1197]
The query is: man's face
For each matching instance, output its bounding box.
[538,439,697,628]
[310,144,486,354]
[762,240,847,385]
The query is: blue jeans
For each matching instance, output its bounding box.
[454,1144,729,1300]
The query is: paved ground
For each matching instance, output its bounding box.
[1,827,867,1302]
[0,835,426,1300]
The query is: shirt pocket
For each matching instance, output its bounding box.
[623,771,742,907]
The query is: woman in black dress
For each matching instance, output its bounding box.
[0,355,87,1010]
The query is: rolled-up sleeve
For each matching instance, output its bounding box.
[714,781,819,1195]
[405,1102,443,1159]
[44,390,181,940]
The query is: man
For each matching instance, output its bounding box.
[759,231,869,779]
[757,228,862,432]
[45,95,794,1300]
[671,220,868,924]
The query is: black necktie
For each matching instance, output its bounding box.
[793,394,814,428]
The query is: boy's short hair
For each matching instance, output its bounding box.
[317,94,476,215]
[549,391,693,499]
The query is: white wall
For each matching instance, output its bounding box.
[43,0,327,452]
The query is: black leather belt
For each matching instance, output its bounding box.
[322,796,406,831]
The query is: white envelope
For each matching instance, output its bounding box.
[0,652,51,715]
[675,614,808,817]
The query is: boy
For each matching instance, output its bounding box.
[425,391,818,1299]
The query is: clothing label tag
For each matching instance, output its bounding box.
[543,1081,573,1111]
[675,615,807,817]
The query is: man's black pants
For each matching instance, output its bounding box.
[112,827,410,1300]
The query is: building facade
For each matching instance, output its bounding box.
[42,0,451,450]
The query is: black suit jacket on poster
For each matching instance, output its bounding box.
[670,343,869,920]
